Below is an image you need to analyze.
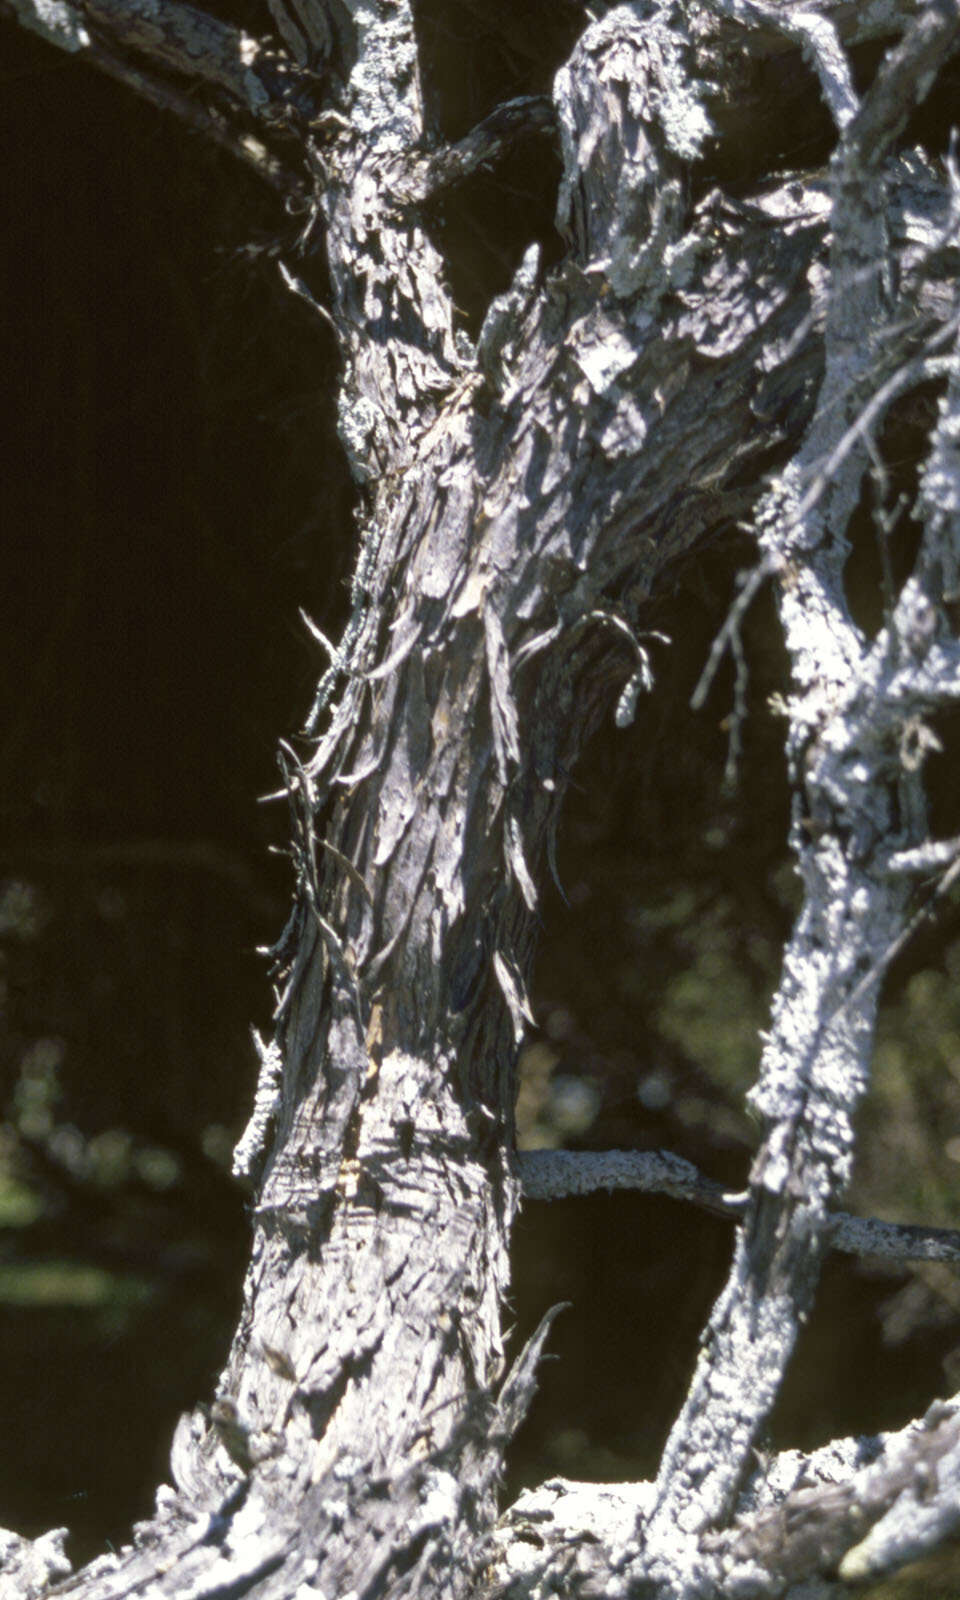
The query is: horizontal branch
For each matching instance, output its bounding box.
[518,1148,960,1266]
[519,1145,743,1215]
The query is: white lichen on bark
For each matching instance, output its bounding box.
[3,1,960,1597]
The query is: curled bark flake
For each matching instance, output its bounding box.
[233,1029,285,1183]
[483,599,522,787]
[493,948,536,1046]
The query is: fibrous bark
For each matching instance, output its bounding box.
[3,1,960,1598]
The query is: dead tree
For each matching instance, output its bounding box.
[3,1,960,1596]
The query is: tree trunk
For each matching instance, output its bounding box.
[3,1,960,1597]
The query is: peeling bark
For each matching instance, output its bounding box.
[4,1,960,1597]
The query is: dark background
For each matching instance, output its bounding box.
[2,6,960,1593]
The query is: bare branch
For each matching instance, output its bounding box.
[5,0,960,1593]
[7,0,305,113]
[689,551,776,712]
[0,0,317,191]
[0,0,89,51]
[707,0,932,57]
[715,1403,960,1591]
[79,0,286,112]
[519,1148,960,1266]
[398,95,556,206]
[84,32,303,194]
[644,0,960,1556]
[830,1211,960,1267]
[708,0,860,130]
[491,1401,960,1599]
[520,1146,744,1218]
[843,0,960,173]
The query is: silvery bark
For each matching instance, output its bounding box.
[2,1,960,1598]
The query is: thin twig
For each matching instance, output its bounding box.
[840,842,960,1020]
[690,552,776,712]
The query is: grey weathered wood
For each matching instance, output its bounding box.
[518,1148,960,1263]
[3,1,960,1597]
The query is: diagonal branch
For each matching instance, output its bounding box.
[397,95,556,206]
[0,0,318,192]
[84,32,304,194]
[77,0,309,115]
